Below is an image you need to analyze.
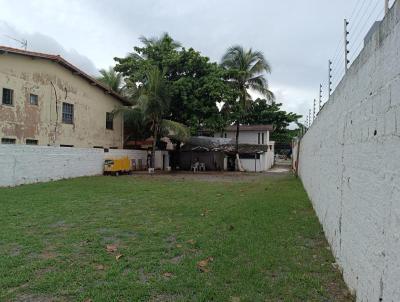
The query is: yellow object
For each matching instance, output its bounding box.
[104,156,132,176]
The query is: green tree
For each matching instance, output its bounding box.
[117,67,189,168]
[221,46,274,152]
[97,67,123,94]
[242,98,302,143]
[115,33,233,134]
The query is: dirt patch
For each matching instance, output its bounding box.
[169,254,184,264]
[148,294,182,302]
[137,268,155,284]
[130,171,290,183]
[35,266,56,278]
[14,294,63,302]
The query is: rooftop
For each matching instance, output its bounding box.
[0,45,130,105]
[224,125,274,132]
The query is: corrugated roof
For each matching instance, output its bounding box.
[181,136,271,154]
[0,45,130,105]
[224,125,274,132]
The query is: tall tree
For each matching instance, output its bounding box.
[242,98,302,143]
[117,66,189,168]
[221,46,274,153]
[115,33,233,135]
[97,67,123,94]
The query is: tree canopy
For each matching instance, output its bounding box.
[113,33,301,146]
[114,33,234,135]
[242,98,302,143]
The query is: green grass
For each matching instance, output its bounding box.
[0,174,352,302]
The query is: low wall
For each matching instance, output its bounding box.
[0,145,169,187]
[298,2,400,301]
[241,150,274,172]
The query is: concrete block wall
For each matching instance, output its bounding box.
[0,145,170,187]
[0,145,104,187]
[298,2,400,301]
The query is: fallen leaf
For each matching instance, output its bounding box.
[187,239,196,245]
[163,272,173,278]
[95,264,105,270]
[84,299,92,302]
[198,266,210,273]
[115,254,124,261]
[106,244,118,253]
[197,256,214,272]
[176,244,182,248]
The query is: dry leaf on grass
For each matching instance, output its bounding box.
[84,299,92,302]
[163,272,173,278]
[176,244,182,248]
[106,244,118,253]
[197,256,214,273]
[186,239,196,245]
[95,264,105,270]
[115,254,124,261]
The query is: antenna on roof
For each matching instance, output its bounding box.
[3,35,28,50]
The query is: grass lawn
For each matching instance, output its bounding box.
[0,173,353,302]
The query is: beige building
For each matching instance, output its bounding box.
[0,46,129,149]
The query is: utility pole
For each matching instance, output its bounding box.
[344,19,350,72]
[319,84,323,110]
[328,60,332,97]
[313,99,316,120]
[385,0,389,15]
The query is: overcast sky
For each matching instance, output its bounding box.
[0,0,389,122]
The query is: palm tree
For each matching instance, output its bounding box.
[116,66,189,168]
[138,32,181,50]
[221,46,274,156]
[97,67,123,94]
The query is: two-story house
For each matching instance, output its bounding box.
[216,124,275,171]
[217,125,274,146]
[0,46,130,149]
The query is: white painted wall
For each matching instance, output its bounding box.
[240,148,275,172]
[298,3,400,301]
[217,130,270,145]
[0,145,170,187]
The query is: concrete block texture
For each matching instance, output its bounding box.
[299,1,400,301]
[0,145,168,187]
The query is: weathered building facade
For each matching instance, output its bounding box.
[0,46,128,148]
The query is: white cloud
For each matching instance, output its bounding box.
[0,21,99,75]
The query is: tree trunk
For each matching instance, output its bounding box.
[151,127,158,169]
[235,120,240,154]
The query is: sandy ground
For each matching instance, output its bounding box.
[130,162,292,183]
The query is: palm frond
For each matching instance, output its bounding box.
[161,119,190,142]
[97,67,123,93]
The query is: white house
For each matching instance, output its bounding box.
[215,125,276,172]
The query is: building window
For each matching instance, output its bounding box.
[1,138,16,144]
[60,144,74,147]
[106,112,113,130]
[26,139,38,145]
[62,102,74,124]
[110,146,118,149]
[93,146,104,149]
[258,133,261,144]
[29,94,39,105]
[262,133,265,144]
[2,88,13,105]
